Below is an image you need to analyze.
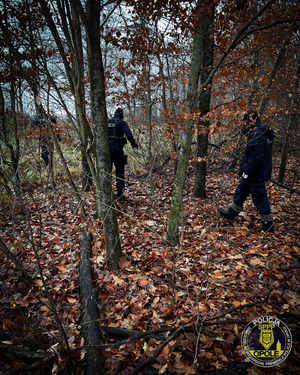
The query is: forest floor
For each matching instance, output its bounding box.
[0,159,300,375]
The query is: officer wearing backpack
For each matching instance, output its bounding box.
[219,109,275,232]
[108,108,138,200]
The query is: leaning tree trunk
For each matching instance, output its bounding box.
[258,36,290,116]
[0,236,23,271]
[47,120,86,215]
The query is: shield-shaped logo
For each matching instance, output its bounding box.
[260,329,274,350]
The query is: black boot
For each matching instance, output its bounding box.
[116,189,127,201]
[219,207,239,221]
[261,220,274,233]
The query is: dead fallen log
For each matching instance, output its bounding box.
[0,341,70,375]
[0,330,48,350]
[102,326,164,342]
[79,231,103,375]
[0,341,53,363]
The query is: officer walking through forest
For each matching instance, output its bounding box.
[31,105,58,167]
[219,109,275,232]
[108,108,138,200]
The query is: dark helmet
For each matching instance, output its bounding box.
[242,109,259,123]
[114,108,124,119]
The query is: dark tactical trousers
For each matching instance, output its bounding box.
[233,179,271,216]
[110,148,125,190]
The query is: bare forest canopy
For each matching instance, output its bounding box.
[0,0,299,374]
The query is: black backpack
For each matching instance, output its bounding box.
[108,119,118,138]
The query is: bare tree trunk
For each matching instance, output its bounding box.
[145,57,158,205]
[193,7,215,199]
[73,0,122,269]
[161,38,179,176]
[278,51,300,183]
[46,85,56,190]
[0,85,21,196]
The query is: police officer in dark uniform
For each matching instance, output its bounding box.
[219,109,275,232]
[108,108,138,200]
[31,106,57,166]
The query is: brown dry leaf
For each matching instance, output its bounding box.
[174,363,196,374]
[212,270,224,279]
[57,265,67,273]
[159,344,170,358]
[214,346,223,354]
[12,360,24,368]
[234,323,239,335]
[228,254,243,260]
[247,269,256,277]
[3,319,17,330]
[118,256,129,269]
[40,305,50,312]
[225,332,235,345]
[35,279,43,287]
[250,258,265,267]
[112,275,124,286]
[67,297,77,304]
[262,303,273,313]
[219,354,229,363]
[235,261,247,270]
[198,304,208,314]
[159,364,169,374]
[153,296,160,304]
[139,279,150,286]
[248,367,263,375]
[200,335,212,345]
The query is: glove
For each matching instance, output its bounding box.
[242,172,248,180]
[128,136,138,149]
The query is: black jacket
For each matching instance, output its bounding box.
[239,119,274,183]
[31,114,56,128]
[108,116,137,150]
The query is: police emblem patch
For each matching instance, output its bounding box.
[241,316,292,367]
